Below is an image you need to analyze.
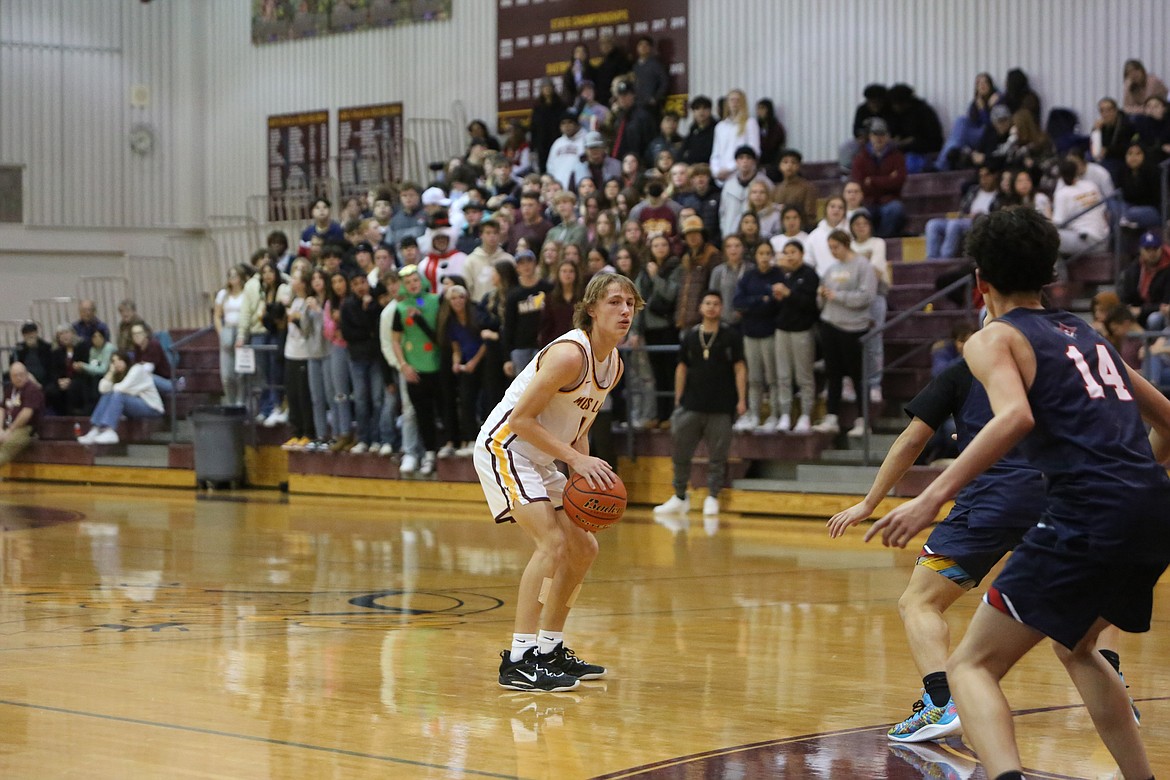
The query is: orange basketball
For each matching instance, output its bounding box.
[562,473,627,532]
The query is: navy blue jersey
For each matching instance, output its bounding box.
[996,307,1170,561]
[905,360,1046,528]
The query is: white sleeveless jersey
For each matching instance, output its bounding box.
[480,328,621,467]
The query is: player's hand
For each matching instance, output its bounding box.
[827,502,873,538]
[570,454,616,490]
[863,495,941,548]
[736,398,747,416]
[402,365,420,384]
[503,361,515,378]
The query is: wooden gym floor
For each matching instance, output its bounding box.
[0,483,1165,779]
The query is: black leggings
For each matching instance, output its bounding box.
[406,370,442,452]
[644,326,680,422]
[285,359,315,439]
[819,321,864,416]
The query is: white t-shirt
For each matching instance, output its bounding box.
[216,288,245,327]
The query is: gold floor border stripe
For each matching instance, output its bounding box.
[1,462,195,488]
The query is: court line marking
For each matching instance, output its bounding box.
[0,698,529,779]
[591,698,1170,780]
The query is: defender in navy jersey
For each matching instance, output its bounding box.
[868,208,1170,780]
[830,357,1045,743]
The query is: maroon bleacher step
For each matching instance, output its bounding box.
[1067,253,1116,286]
[890,260,969,286]
[168,443,194,469]
[40,416,168,443]
[16,440,96,466]
[884,310,978,341]
[176,346,219,370]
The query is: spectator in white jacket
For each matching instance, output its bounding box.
[77,352,163,445]
[545,112,587,189]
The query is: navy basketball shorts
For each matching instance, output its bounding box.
[985,524,1170,650]
[917,509,1029,589]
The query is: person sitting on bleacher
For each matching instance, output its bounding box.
[1052,158,1109,264]
[115,299,147,354]
[885,83,944,173]
[14,322,52,388]
[0,362,43,473]
[849,118,907,238]
[77,328,115,392]
[924,164,1002,259]
[76,352,163,446]
[1119,232,1170,330]
[47,323,92,416]
[128,322,174,396]
[71,300,110,348]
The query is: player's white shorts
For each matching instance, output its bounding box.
[474,433,566,522]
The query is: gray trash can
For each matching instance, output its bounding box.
[192,405,246,486]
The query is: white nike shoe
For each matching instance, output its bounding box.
[653,494,690,514]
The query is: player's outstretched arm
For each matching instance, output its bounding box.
[509,342,616,489]
[1123,362,1170,464]
[828,418,934,537]
[867,324,1034,547]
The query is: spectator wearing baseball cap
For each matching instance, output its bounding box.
[1120,230,1170,329]
[570,131,621,192]
[610,79,658,162]
[717,134,770,240]
[574,77,610,134]
[849,114,908,237]
[502,249,553,378]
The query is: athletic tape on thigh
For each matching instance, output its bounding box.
[916,552,976,590]
[565,584,582,608]
[538,577,553,604]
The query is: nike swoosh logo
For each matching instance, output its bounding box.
[518,669,538,682]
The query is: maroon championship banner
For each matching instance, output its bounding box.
[338,102,405,199]
[267,110,330,221]
[496,0,689,130]
[252,0,451,45]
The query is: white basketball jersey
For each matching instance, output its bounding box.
[480,328,620,467]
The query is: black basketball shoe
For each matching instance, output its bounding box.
[539,644,607,680]
[498,649,581,692]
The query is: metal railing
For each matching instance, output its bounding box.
[858,274,977,465]
[167,325,215,443]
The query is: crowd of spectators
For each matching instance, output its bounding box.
[4,47,1169,473]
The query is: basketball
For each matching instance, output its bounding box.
[562,473,627,532]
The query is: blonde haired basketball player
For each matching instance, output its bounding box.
[476,271,643,692]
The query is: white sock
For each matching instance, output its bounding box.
[537,629,563,655]
[510,633,537,662]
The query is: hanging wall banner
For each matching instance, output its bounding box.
[337,102,405,200]
[252,0,452,45]
[267,110,330,221]
[496,0,689,130]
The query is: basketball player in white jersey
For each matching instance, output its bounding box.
[476,272,643,692]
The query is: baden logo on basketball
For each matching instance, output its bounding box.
[582,497,622,515]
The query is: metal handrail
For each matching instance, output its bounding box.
[168,325,215,443]
[857,274,976,465]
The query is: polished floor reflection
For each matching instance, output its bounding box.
[0,484,1165,779]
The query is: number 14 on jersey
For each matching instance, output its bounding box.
[1066,344,1133,401]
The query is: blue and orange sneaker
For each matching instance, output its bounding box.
[888,692,963,743]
